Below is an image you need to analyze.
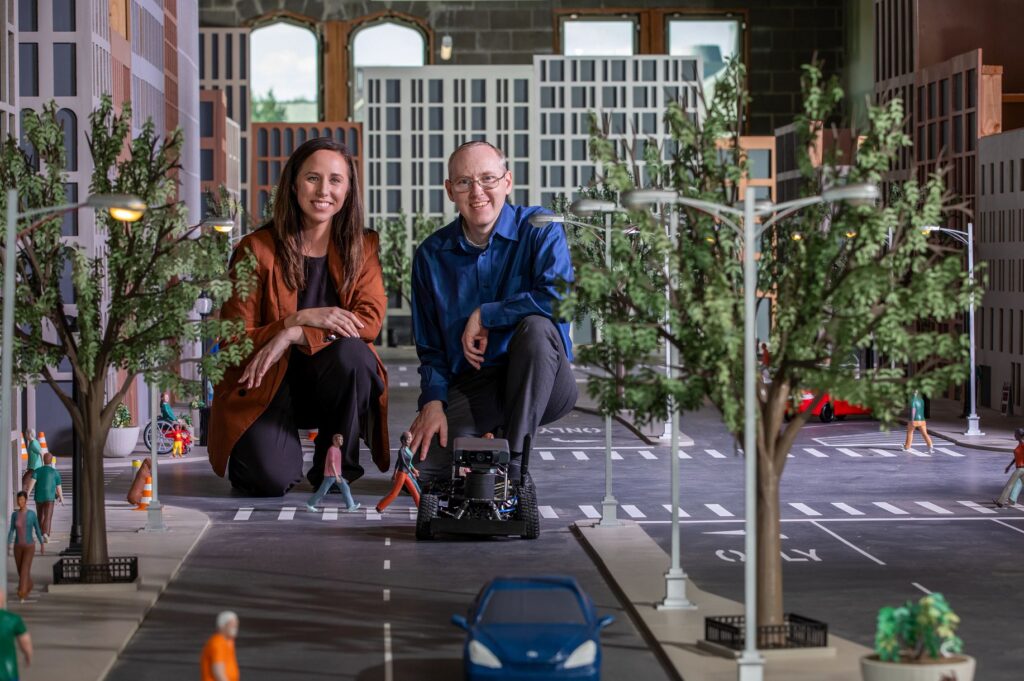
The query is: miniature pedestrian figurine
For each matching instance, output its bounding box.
[0,592,32,680]
[306,434,360,513]
[160,392,177,423]
[994,428,1024,507]
[200,611,240,681]
[25,454,62,542]
[901,389,934,453]
[7,492,43,602]
[171,421,187,458]
[21,431,42,492]
[377,431,421,513]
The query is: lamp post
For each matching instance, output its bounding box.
[2,190,146,581]
[194,292,213,446]
[922,223,982,436]
[623,181,880,680]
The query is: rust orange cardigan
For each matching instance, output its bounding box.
[208,227,390,478]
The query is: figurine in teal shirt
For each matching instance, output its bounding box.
[902,390,934,453]
[21,430,43,492]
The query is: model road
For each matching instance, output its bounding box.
[107,366,1021,680]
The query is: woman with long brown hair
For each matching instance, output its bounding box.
[208,137,390,496]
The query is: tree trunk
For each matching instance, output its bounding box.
[756,459,784,626]
[81,393,110,567]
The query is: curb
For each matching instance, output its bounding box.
[896,418,1012,453]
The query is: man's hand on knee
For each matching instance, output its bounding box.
[410,401,448,460]
[461,308,489,370]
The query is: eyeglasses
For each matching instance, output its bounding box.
[450,173,508,193]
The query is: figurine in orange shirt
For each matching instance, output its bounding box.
[200,611,240,681]
[376,431,421,512]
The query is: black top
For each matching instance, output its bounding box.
[298,255,341,311]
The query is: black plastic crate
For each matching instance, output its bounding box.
[705,613,828,650]
[52,556,139,585]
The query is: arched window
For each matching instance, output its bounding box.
[250,20,318,123]
[351,20,427,121]
[56,108,77,171]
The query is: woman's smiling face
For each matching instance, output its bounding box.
[294,149,349,227]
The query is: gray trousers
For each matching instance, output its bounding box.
[419,315,577,483]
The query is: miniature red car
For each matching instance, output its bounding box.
[793,391,872,423]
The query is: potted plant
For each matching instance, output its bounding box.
[861,593,975,681]
[103,402,140,458]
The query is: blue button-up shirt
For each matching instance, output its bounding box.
[411,203,574,409]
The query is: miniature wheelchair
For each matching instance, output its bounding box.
[415,436,539,541]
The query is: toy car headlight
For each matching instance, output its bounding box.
[563,640,597,669]
[469,640,503,669]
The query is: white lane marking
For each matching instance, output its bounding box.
[384,623,393,681]
[323,507,338,521]
[384,559,391,570]
[831,502,865,516]
[278,507,296,521]
[399,366,407,371]
[993,518,1024,535]
[907,448,930,457]
[234,507,253,521]
[539,505,558,519]
[838,448,862,458]
[705,449,726,459]
[938,447,964,457]
[367,509,382,520]
[611,450,623,460]
[662,504,690,517]
[383,589,391,602]
[621,504,646,518]
[912,582,932,595]
[539,450,554,461]
[572,450,589,460]
[870,448,898,458]
[803,448,829,458]
[957,500,996,514]
[705,504,734,517]
[409,507,418,520]
[789,502,822,516]
[810,520,886,565]
[873,502,909,515]
[579,505,601,519]
[915,501,952,515]
[677,450,692,459]
[640,450,657,460]
[385,537,391,546]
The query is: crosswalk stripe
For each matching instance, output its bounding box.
[539,505,558,519]
[539,450,554,461]
[705,503,734,517]
[831,502,864,516]
[956,500,996,514]
[234,507,253,521]
[662,504,690,517]
[803,448,829,458]
[621,504,646,518]
[409,507,418,520]
[838,448,862,458]
[677,450,692,459]
[367,509,382,520]
[705,449,726,459]
[938,447,964,458]
[611,450,623,461]
[323,508,338,521]
[640,450,657,460]
[789,502,822,516]
[579,505,601,519]
[873,502,908,515]
[870,448,898,458]
[907,448,930,457]
[915,501,952,515]
[572,450,589,461]
[278,507,296,521]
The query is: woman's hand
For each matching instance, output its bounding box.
[292,307,365,339]
[239,327,303,390]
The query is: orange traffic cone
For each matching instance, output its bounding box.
[18,437,26,461]
[133,476,152,511]
[38,432,49,457]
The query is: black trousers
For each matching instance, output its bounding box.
[228,338,384,497]
[419,315,578,484]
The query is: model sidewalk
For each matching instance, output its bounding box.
[8,502,209,681]
[904,398,1022,452]
[574,520,871,681]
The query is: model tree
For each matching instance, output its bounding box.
[0,98,255,569]
[568,62,973,626]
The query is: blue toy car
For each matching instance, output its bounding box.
[451,576,614,680]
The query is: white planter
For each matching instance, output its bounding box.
[104,426,140,458]
[861,655,975,681]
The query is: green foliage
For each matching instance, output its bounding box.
[373,213,441,305]
[875,593,963,662]
[251,88,288,123]
[111,402,133,429]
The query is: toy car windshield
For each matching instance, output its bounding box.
[479,588,587,625]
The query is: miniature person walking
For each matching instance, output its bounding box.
[306,434,360,513]
[377,431,421,512]
[0,592,32,680]
[902,389,934,453]
[201,611,240,681]
[994,428,1024,507]
[21,431,42,492]
[7,492,43,602]
[25,454,62,542]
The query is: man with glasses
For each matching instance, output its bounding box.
[408,140,577,484]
